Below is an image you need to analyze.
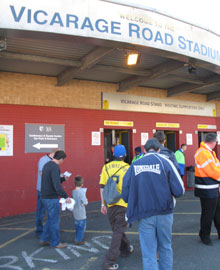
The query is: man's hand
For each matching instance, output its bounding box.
[65,197,71,204]
[101,205,107,215]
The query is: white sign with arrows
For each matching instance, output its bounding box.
[25,124,65,153]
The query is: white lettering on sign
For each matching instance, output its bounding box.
[102,92,216,117]
[134,164,161,175]
[1,1,220,66]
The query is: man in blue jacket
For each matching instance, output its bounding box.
[121,138,184,270]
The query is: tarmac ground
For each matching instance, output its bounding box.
[1,191,220,270]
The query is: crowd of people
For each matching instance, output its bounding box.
[35,132,220,270]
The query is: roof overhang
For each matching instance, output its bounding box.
[1,0,220,100]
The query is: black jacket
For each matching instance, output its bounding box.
[41,161,68,199]
[160,145,180,173]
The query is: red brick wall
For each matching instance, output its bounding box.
[0,104,219,217]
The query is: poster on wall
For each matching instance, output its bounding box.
[0,125,13,156]
[217,131,220,145]
[25,124,65,153]
[186,133,193,145]
[141,132,149,146]
[92,131,101,146]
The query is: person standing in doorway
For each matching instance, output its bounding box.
[100,145,133,270]
[194,133,220,246]
[132,146,143,163]
[122,138,184,270]
[35,148,59,238]
[153,131,180,172]
[40,150,71,248]
[175,144,187,178]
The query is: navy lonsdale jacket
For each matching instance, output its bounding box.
[121,151,185,223]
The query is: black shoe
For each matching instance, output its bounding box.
[120,245,134,257]
[200,238,213,246]
[104,264,119,270]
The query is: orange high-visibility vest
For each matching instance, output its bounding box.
[194,142,220,198]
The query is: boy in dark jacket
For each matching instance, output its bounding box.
[153,130,180,172]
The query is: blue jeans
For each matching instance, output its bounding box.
[40,199,60,247]
[138,214,173,270]
[74,219,86,242]
[35,191,46,236]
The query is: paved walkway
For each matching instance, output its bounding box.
[0,191,220,270]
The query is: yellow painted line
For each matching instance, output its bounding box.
[0,228,205,236]
[0,227,30,231]
[64,229,111,234]
[173,232,218,236]
[0,228,35,249]
[0,218,36,227]
[61,230,202,236]
[79,257,98,270]
[0,226,214,250]
[0,210,99,227]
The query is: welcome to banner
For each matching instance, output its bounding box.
[1,0,220,66]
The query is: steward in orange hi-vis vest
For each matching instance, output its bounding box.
[195,142,220,198]
[194,133,220,246]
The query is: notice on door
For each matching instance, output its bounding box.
[25,124,65,153]
[0,125,13,156]
[186,133,193,145]
[92,131,101,146]
[141,132,149,146]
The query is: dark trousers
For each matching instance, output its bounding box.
[200,197,220,239]
[104,205,130,268]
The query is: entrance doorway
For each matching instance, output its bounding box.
[198,131,217,154]
[157,130,179,152]
[104,129,131,164]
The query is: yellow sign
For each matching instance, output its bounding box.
[156,122,180,128]
[104,120,134,127]
[213,109,216,117]
[103,100,109,110]
[197,124,217,129]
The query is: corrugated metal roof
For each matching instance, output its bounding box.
[6,36,95,60]
[76,68,129,83]
[0,58,64,76]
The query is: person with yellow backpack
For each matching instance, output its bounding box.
[99,145,133,270]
